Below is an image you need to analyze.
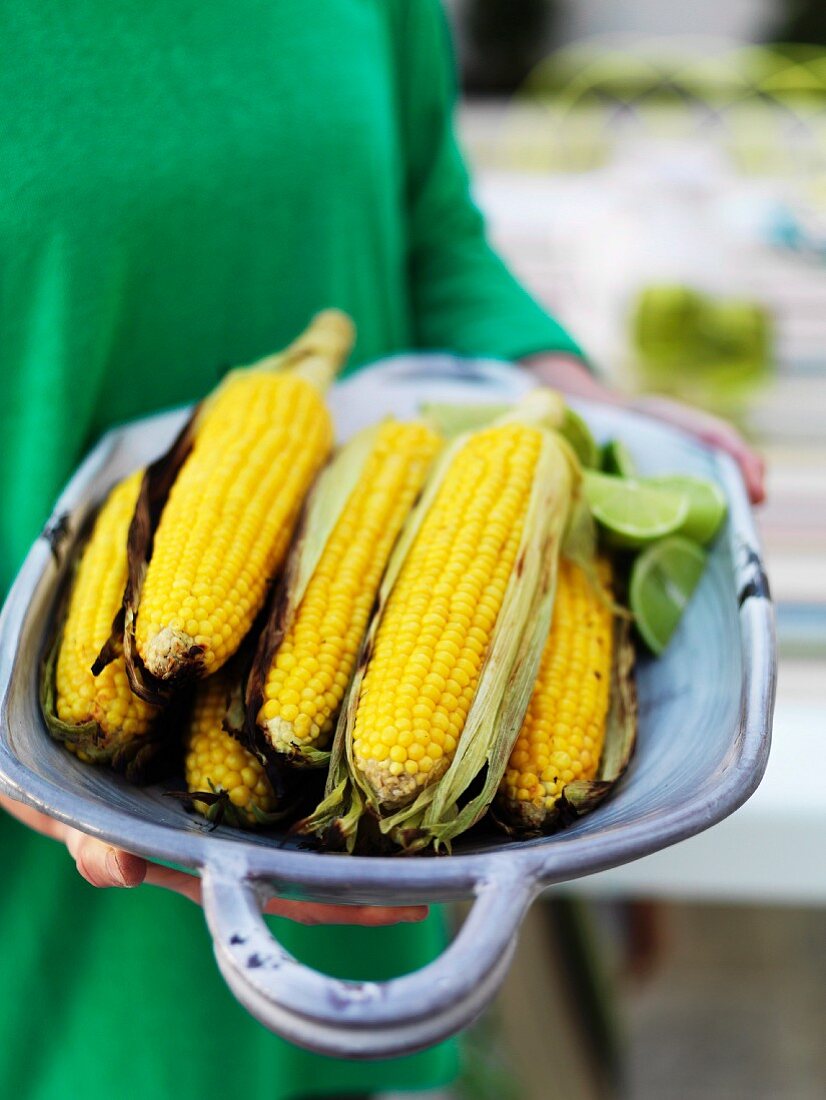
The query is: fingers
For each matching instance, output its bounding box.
[740,450,766,506]
[692,419,765,503]
[262,898,428,926]
[138,866,426,925]
[0,796,150,889]
[634,396,766,505]
[695,428,766,505]
[524,362,767,504]
[63,829,147,889]
[3,799,427,922]
[143,863,203,905]
[0,793,69,842]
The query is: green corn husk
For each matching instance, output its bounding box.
[246,423,397,770]
[422,392,600,468]
[41,619,170,783]
[298,392,580,854]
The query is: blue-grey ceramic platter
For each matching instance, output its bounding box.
[0,356,775,1059]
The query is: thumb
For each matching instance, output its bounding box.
[64,829,147,889]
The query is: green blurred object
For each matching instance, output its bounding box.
[560,405,600,468]
[582,470,690,549]
[647,474,728,545]
[600,438,638,479]
[631,284,774,412]
[420,399,600,467]
[630,536,708,656]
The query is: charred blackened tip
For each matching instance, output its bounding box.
[357,639,373,671]
[43,513,71,563]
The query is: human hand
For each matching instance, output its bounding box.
[627,393,765,505]
[0,794,426,925]
[524,354,766,505]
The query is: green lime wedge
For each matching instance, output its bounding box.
[560,407,600,468]
[582,471,690,548]
[600,438,637,478]
[647,475,727,545]
[419,402,510,437]
[630,537,708,655]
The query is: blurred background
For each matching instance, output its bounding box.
[398,2,825,1098]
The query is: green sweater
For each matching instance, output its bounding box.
[0,2,578,1096]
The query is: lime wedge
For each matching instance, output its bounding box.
[647,475,727,545]
[630,537,707,655]
[600,438,637,478]
[582,471,690,548]
[560,407,600,468]
[419,402,510,437]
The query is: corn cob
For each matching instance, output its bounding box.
[184,670,278,828]
[254,419,441,762]
[423,399,600,469]
[351,421,543,807]
[43,471,161,777]
[498,558,613,825]
[132,311,353,685]
[300,391,577,852]
[495,551,639,836]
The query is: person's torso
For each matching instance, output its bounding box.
[0,6,459,1094]
[1,0,415,592]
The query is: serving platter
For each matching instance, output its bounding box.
[0,355,775,1059]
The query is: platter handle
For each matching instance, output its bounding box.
[201,859,536,1060]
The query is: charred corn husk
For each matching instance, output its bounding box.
[252,419,441,765]
[184,670,278,828]
[127,311,353,689]
[300,391,578,853]
[42,471,162,778]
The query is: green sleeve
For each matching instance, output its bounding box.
[398,0,583,363]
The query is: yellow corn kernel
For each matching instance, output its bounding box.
[352,422,543,807]
[63,743,95,765]
[135,371,332,681]
[184,672,276,827]
[501,558,613,811]
[258,420,440,754]
[56,471,159,739]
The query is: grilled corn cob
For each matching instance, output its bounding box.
[132,311,353,685]
[254,419,441,762]
[184,670,277,828]
[494,551,638,836]
[301,391,577,852]
[43,471,161,776]
[498,558,613,828]
[352,421,543,807]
